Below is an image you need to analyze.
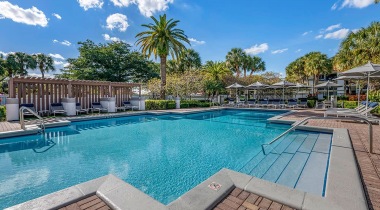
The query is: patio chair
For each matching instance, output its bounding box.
[297,98,308,108]
[336,102,378,117]
[50,103,66,116]
[122,101,138,111]
[322,100,332,109]
[286,99,298,109]
[76,103,88,115]
[20,103,36,116]
[247,100,256,108]
[257,99,268,108]
[91,102,108,113]
[268,99,281,109]
[325,101,368,115]
[223,98,235,107]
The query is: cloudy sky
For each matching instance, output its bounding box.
[0,0,379,76]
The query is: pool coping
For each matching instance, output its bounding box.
[3,109,368,210]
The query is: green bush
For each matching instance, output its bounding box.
[307,100,316,108]
[180,100,211,108]
[145,100,175,110]
[337,95,349,100]
[0,106,5,121]
[341,101,357,109]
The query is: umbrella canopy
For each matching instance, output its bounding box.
[315,81,341,99]
[289,83,310,88]
[315,81,341,88]
[246,82,268,89]
[226,83,245,89]
[272,81,296,87]
[340,62,380,112]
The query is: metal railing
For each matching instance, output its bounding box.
[262,116,374,154]
[19,107,45,133]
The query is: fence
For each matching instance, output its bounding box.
[8,77,141,112]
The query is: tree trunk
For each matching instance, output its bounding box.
[41,71,45,78]
[250,68,255,76]
[160,55,167,99]
[244,68,247,77]
[236,65,240,77]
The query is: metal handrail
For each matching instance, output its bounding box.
[19,107,45,133]
[262,116,374,154]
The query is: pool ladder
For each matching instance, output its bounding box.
[19,107,46,134]
[261,116,374,155]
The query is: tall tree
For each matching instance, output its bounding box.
[136,14,190,99]
[60,40,158,82]
[334,22,380,71]
[0,55,5,79]
[226,48,244,77]
[180,49,202,71]
[285,57,307,83]
[203,61,232,81]
[33,53,55,78]
[13,52,37,76]
[304,52,332,93]
[248,55,266,76]
[241,53,250,77]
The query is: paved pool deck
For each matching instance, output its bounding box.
[1,108,379,209]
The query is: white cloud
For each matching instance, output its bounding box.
[302,31,312,36]
[271,48,288,54]
[103,34,121,42]
[110,0,174,17]
[324,28,350,39]
[244,43,269,55]
[341,0,374,8]
[135,0,174,17]
[0,1,48,27]
[52,13,62,20]
[331,2,338,10]
[295,49,302,53]
[54,60,64,65]
[325,24,341,32]
[106,13,129,32]
[315,34,323,39]
[189,38,205,45]
[49,53,65,60]
[77,0,104,10]
[63,63,70,68]
[110,0,133,7]
[52,39,72,46]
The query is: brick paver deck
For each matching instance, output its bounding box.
[281,110,380,210]
[58,195,110,210]
[213,188,295,210]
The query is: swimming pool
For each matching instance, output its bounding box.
[0,110,332,208]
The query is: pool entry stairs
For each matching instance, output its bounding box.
[239,131,332,196]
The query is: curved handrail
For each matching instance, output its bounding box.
[262,116,374,154]
[19,106,45,133]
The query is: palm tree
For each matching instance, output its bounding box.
[285,57,307,83]
[304,52,332,93]
[226,48,244,77]
[13,52,37,76]
[248,56,266,76]
[203,61,231,81]
[34,53,55,78]
[241,53,250,77]
[334,22,380,71]
[136,14,190,99]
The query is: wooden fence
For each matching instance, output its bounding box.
[8,77,141,111]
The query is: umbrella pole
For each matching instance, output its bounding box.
[357,81,360,106]
[282,85,285,101]
[366,74,370,113]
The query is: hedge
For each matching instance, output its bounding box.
[0,106,5,121]
[337,100,358,109]
[307,100,316,108]
[145,100,176,110]
[180,100,211,108]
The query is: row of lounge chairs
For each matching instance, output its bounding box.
[21,101,137,117]
[226,98,309,109]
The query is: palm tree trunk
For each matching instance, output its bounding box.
[244,68,247,77]
[41,71,45,78]
[250,68,255,76]
[160,55,167,99]
[236,65,240,77]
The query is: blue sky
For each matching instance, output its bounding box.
[0,0,379,77]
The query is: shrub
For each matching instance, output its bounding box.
[307,100,316,108]
[342,101,357,109]
[348,95,366,101]
[0,106,5,121]
[337,95,349,100]
[180,100,211,108]
[145,100,175,110]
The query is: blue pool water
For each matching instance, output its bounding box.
[0,110,332,208]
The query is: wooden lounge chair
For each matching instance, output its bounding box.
[50,103,66,116]
[76,103,89,115]
[91,102,108,113]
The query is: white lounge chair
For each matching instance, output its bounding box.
[286,99,298,109]
[118,101,138,111]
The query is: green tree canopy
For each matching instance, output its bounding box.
[226,48,245,77]
[60,40,159,82]
[334,22,380,71]
[34,53,55,78]
[167,49,201,73]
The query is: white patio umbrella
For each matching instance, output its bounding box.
[315,81,342,99]
[289,83,311,98]
[271,81,296,101]
[246,82,268,99]
[226,83,245,101]
[340,62,380,111]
